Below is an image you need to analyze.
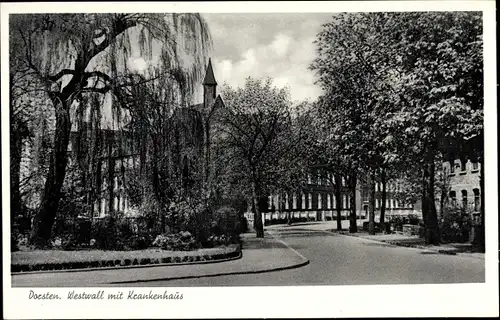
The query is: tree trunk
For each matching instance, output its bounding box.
[334,174,342,231]
[380,168,387,226]
[108,140,115,217]
[204,120,211,185]
[368,172,376,235]
[478,150,485,252]
[10,130,23,221]
[30,101,71,247]
[422,152,440,245]
[349,172,357,233]
[251,179,264,238]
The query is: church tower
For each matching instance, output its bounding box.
[203,58,217,111]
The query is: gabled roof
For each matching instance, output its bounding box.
[203,58,217,86]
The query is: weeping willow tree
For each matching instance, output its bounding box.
[9,13,211,247]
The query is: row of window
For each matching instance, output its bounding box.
[374,182,402,192]
[447,159,480,174]
[95,195,130,217]
[278,193,351,210]
[374,198,411,209]
[449,189,481,212]
[306,172,346,186]
[276,194,409,210]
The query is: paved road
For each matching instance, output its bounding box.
[126,225,484,286]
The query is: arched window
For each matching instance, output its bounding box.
[308,193,313,209]
[473,189,480,212]
[327,194,331,209]
[333,194,336,209]
[301,193,306,209]
[461,190,468,208]
[292,194,297,209]
[285,193,289,210]
[449,191,457,207]
[346,195,350,209]
[318,194,322,209]
[460,158,467,172]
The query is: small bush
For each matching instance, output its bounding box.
[440,207,472,243]
[127,235,151,250]
[11,233,19,252]
[407,214,420,225]
[152,232,198,251]
[91,216,124,250]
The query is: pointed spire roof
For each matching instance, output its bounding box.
[203,58,217,86]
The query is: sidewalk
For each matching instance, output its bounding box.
[266,221,485,260]
[11,232,309,287]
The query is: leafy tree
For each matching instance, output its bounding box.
[10,13,211,247]
[311,12,483,242]
[218,78,311,237]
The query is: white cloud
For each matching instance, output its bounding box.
[193,16,329,104]
[271,33,292,58]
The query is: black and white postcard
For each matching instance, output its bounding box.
[2,1,498,318]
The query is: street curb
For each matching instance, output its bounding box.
[11,245,242,275]
[331,231,485,260]
[108,256,309,284]
[107,234,310,284]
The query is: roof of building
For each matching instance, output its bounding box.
[203,58,217,86]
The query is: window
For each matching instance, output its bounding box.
[301,193,306,209]
[346,195,350,209]
[391,199,395,208]
[308,193,313,209]
[376,198,379,209]
[307,174,312,184]
[285,193,289,210]
[460,159,467,172]
[472,162,479,171]
[292,194,297,209]
[341,177,346,186]
[268,195,273,210]
[327,194,331,209]
[473,189,480,212]
[394,199,399,208]
[318,194,322,209]
[461,190,468,208]
[333,194,336,209]
[317,171,322,185]
[386,199,390,208]
[449,191,457,207]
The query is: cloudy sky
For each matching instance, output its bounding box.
[194,13,335,104]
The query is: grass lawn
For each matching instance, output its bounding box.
[11,245,240,272]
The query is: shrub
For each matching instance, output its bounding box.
[91,216,125,250]
[440,207,472,243]
[127,235,150,250]
[11,233,19,252]
[407,214,420,225]
[152,232,198,251]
